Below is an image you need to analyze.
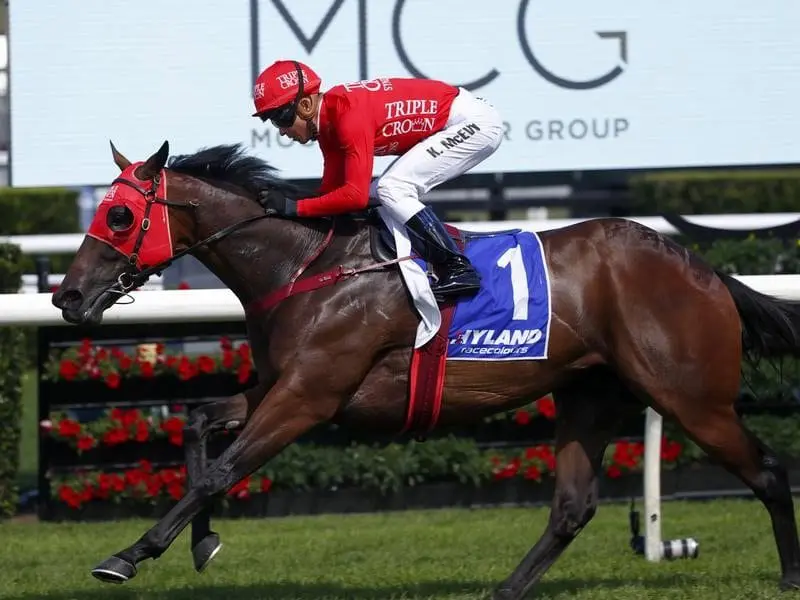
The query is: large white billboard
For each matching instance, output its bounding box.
[9,1,800,187]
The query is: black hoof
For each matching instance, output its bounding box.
[780,576,800,591]
[193,532,223,573]
[91,555,137,584]
[490,585,517,600]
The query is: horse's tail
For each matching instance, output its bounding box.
[715,269,800,363]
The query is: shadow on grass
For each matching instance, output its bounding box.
[4,573,744,600]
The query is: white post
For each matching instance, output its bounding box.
[643,407,663,561]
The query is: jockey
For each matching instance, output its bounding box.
[251,59,504,299]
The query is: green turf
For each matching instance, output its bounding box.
[0,498,795,599]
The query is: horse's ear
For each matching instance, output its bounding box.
[109,140,131,171]
[136,140,170,181]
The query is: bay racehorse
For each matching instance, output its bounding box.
[52,141,800,599]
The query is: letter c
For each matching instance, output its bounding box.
[517,0,626,90]
[392,0,499,91]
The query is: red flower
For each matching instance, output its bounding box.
[237,362,252,384]
[514,410,531,425]
[160,468,182,485]
[228,475,251,499]
[125,468,145,487]
[612,441,640,469]
[138,361,155,378]
[661,438,682,462]
[146,477,164,497]
[161,416,184,434]
[524,465,541,480]
[167,482,184,501]
[196,355,216,374]
[77,435,95,451]
[104,372,121,389]
[177,356,197,381]
[607,465,622,478]
[79,484,94,503]
[119,355,133,371]
[58,485,82,509]
[536,397,556,419]
[59,360,80,381]
[493,457,521,480]
[220,337,233,351]
[135,420,149,442]
[260,477,273,493]
[103,427,129,446]
[57,419,81,438]
[121,409,141,428]
[97,473,125,498]
[79,338,92,359]
[161,416,185,446]
[222,349,235,369]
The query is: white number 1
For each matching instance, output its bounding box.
[497,245,529,321]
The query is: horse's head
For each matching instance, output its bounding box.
[53,140,318,326]
[52,140,184,325]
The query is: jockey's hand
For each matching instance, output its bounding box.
[259,189,298,217]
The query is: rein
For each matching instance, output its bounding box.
[106,171,412,309]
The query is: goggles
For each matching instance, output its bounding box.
[256,60,305,128]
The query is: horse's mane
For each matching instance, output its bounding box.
[166,143,309,202]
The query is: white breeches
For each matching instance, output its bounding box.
[369,87,504,223]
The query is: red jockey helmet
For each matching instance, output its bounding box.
[251,60,322,117]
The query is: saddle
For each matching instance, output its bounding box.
[354,208,525,440]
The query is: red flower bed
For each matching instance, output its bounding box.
[42,340,688,512]
[489,437,683,482]
[42,408,190,453]
[44,337,253,389]
[512,396,556,425]
[51,459,273,510]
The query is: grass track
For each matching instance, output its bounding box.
[1,498,795,600]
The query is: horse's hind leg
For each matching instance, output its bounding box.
[611,303,800,589]
[184,388,260,572]
[493,369,641,600]
[668,402,800,589]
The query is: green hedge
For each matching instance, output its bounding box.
[629,169,800,214]
[0,243,27,519]
[0,187,80,368]
[0,187,80,273]
[693,236,800,276]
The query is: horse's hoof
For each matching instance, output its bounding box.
[91,555,137,584]
[193,532,223,573]
[490,586,516,600]
[780,575,800,591]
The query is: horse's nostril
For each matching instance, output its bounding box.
[52,288,84,311]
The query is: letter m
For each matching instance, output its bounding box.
[258,1,368,80]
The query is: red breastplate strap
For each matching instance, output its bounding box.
[245,220,414,315]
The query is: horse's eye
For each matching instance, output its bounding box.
[107,206,134,232]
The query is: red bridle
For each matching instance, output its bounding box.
[87,163,173,273]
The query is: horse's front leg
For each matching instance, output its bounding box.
[184,386,266,573]
[91,376,338,584]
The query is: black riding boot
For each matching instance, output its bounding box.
[405,207,481,299]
